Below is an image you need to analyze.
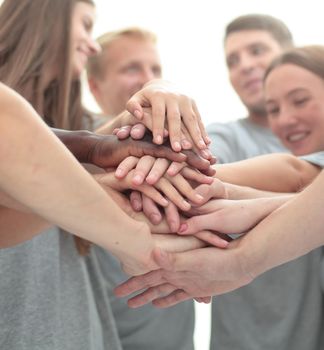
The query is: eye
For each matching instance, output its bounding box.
[293,97,309,107]
[226,55,239,69]
[250,44,267,56]
[266,106,280,118]
[152,66,162,77]
[83,17,93,33]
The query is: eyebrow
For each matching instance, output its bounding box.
[226,41,267,58]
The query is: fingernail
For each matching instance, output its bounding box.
[201,149,211,159]
[198,139,206,149]
[133,200,141,211]
[160,197,169,207]
[195,194,204,202]
[178,223,188,233]
[205,136,212,144]
[155,135,163,144]
[182,200,191,210]
[173,141,181,151]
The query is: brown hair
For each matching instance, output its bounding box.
[0,0,93,130]
[265,45,324,83]
[225,14,294,49]
[87,27,157,79]
[0,0,94,254]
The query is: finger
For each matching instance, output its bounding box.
[134,181,169,208]
[165,174,205,205]
[180,99,206,150]
[115,156,139,179]
[178,214,218,234]
[192,100,210,145]
[132,155,155,185]
[130,123,146,140]
[126,96,144,120]
[146,158,170,185]
[151,96,166,144]
[181,167,214,185]
[127,283,178,308]
[166,162,186,177]
[155,178,191,211]
[114,269,166,297]
[164,202,181,232]
[194,231,229,248]
[153,289,193,308]
[181,149,213,174]
[130,191,143,212]
[143,195,163,225]
[166,99,182,152]
[115,125,132,140]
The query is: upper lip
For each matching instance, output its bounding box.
[242,78,262,89]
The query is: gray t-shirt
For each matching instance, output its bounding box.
[94,247,195,350]
[0,228,122,350]
[207,119,324,350]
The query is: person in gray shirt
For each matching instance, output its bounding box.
[207,14,324,350]
[87,28,195,350]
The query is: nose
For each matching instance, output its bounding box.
[88,38,101,56]
[239,53,255,74]
[273,106,299,132]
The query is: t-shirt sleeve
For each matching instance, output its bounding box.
[299,151,324,169]
[206,122,239,163]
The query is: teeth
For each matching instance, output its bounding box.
[287,133,307,142]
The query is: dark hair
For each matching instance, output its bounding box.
[265,45,324,83]
[225,14,294,48]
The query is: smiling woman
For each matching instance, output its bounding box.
[265,45,324,156]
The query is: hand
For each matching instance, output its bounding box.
[126,79,210,152]
[179,196,292,239]
[115,155,214,186]
[89,133,189,169]
[114,124,216,176]
[114,242,253,308]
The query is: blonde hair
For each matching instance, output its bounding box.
[87,27,157,79]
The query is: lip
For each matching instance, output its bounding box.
[242,78,263,92]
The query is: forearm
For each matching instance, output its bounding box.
[214,153,320,192]
[225,182,295,200]
[238,170,324,279]
[0,84,150,258]
[0,207,51,248]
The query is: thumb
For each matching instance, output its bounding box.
[153,247,175,271]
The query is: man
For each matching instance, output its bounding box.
[207,14,324,350]
[86,27,195,350]
[87,27,162,120]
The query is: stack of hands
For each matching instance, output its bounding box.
[88,80,290,308]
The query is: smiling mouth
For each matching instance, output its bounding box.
[286,132,309,143]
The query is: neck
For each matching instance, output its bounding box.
[248,110,269,128]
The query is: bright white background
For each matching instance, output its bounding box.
[84,1,324,349]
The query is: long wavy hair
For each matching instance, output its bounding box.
[0,0,95,254]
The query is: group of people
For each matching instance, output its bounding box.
[2,1,324,350]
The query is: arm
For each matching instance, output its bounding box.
[0,83,156,275]
[115,170,324,307]
[214,153,320,192]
